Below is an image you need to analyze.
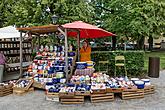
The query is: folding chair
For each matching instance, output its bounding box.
[98,60,109,74]
[114,56,127,76]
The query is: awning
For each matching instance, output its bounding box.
[0,26,26,39]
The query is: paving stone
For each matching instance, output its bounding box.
[1,71,165,110]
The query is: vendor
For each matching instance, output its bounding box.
[80,40,91,62]
[0,52,6,82]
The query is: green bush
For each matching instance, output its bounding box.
[91,51,145,77]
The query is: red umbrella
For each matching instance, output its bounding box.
[62,21,116,39]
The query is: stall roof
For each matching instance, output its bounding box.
[17,25,59,34]
[0,26,26,39]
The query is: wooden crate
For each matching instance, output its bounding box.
[13,78,33,91]
[121,88,144,100]
[91,89,106,94]
[75,91,90,96]
[13,87,34,95]
[106,88,124,93]
[0,87,13,97]
[59,92,75,98]
[144,85,155,95]
[46,92,59,102]
[90,93,114,103]
[60,96,84,104]
[32,81,45,89]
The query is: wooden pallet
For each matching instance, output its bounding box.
[0,87,13,97]
[13,87,34,95]
[121,89,144,100]
[90,93,114,103]
[91,89,106,94]
[59,92,75,98]
[144,85,155,95]
[75,91,90,96]
[60,96,84,104]
[106,88,124,93]
[46,92,59,102]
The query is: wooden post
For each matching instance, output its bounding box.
[77,30,80,61]
[38,35,40,47]
[112,36,116,51]
[64,29,69,82]
[19,31,23,78]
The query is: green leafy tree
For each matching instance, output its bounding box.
[2,0,95,27]
[91,0,165,50]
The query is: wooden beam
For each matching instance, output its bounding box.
[19,31,23,78]
[77,30,80,61]
[64,29,69,82]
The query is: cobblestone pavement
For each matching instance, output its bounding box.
[0,71,165,110]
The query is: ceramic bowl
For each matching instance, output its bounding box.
[55,66,65,71]
[68,52,75,56]
[57,46,62,52]
[141,79,151,86]
[131,78,139,83]
[76,62,87,69]
[56,72,64,78]
[134,80,145,89]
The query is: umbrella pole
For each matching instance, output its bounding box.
[77,30,80,61]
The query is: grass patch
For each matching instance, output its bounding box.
[144,51,165,70]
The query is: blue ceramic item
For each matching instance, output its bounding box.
[134,80,145,89]
[76,62,87,69]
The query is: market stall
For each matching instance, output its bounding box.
[0,21,154,104]
[0,26,31,81]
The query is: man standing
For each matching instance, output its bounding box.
[0,52,6,82]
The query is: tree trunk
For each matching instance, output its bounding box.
[137,36,145,50]
[148,36,153,51]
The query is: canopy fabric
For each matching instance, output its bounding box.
[0,26,25,39]
[62,21,116,39]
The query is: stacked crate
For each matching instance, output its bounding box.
[144,85,155,95]
[0,85,13,97]
[59,92,84,104]
[121,88,144,100]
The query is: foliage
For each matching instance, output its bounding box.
[91,51,145,77]
[1,0,95,27]
[91,0,165,49]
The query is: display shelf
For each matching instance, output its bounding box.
[0,39,32,64]
[0,47,30,50]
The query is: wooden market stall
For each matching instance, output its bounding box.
[0,26,32,81]
[17,25,71,82]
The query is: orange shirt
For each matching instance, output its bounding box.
[80,46,91,62]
